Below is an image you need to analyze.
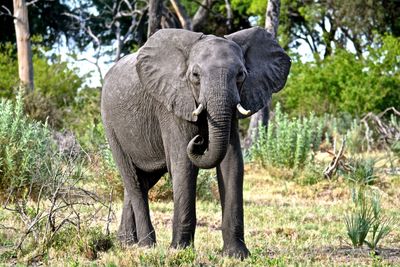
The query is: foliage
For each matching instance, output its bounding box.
[0,0,85,46]
[65,88,105,152]
[277,35,400,117]
[0,43,84,108]
[0,43,18,99]
[345,189,375,247]
[250,103,323,169]
[282,0,399,57]
[345,188,394,250]
[0,145,113,261]
[23,90,63,128]
[342,158,378,186]
[149,169,218,202]
[343,157,394,251]
[0,92,55,200]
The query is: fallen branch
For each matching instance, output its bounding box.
[324,137,347,179]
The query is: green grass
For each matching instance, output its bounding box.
[1,160,399,266]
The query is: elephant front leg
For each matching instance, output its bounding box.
[216,121,250,259]
[169,160,199,248]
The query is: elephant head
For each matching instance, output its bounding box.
[136,27,291,169]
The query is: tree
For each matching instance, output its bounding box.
[148,0,163,37]
[13,0,34,90]
[244,0,281,149]
[1,0,81,47]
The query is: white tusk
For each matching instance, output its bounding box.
[192,104,204,116]
[237,103,251,116]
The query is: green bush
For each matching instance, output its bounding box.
[65,88,105,152]
[250,103,324,169]
[343,157,378,186]
[276,35,400,117]
[0,92,56,200]
[0,43,85,121]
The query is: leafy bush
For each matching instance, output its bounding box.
[342,157,378,186]
[276,35,400,117]
[0,43,85,124]
[149,169,218,202]
[250,103,324,169]
[23,91,63,128]
[65,88,105,152]
[0,92,55,200]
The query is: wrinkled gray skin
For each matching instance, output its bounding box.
[101,27,291,259]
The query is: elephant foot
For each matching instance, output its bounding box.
[223,242,250,260]
[118,230,138,246]
[170,235,194,249]
[137,232,157,247]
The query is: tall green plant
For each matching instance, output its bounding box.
[0,92,55,200]
[250,103,324,169]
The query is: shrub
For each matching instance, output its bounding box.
[250,103,324,169]
[0,92,55,200]
[149,169,218,202]
[23,91,63,128]
[276,35,400,117]
[0,43,85,120]
[342,157,377,186]
[65,88,105,152]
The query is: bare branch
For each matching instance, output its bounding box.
[26,0,40,6]
[0,5,15,18]
[324,137,347,179]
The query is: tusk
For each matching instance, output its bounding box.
[192,104,204,116]
[237,103,251,116]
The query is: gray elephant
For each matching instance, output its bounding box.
[101,27,291,258]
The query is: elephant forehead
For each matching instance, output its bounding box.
[193,37,243,61]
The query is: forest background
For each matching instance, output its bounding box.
[0,0,399,265]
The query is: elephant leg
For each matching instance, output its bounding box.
[169,157,199,248]
[118,188,138,245]
[106,128,156,247]
[216,120,250,259]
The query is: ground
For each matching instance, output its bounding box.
[1,160,399,266]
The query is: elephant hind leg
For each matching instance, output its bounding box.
[118,188,138,245]
[105,127,156,247]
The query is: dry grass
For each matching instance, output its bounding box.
[1,159,399,266]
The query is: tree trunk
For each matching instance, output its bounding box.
[265,0,280,38]
[192,0,214,31]
[13,0,34,91]
[148,0,163,37]
[244,0,280,149]
[170,0,192,30]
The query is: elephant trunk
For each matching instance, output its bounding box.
[187,97,232,169]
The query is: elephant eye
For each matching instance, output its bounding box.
[191,71,200,85]
[237,70,246,84]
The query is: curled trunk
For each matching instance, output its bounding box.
[187,100,232,169]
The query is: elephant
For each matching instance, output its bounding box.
[101,26,291,258]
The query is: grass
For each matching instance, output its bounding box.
[1,155,399,266]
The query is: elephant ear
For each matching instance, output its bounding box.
[136,29,204,122]
[225,27,291,118]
